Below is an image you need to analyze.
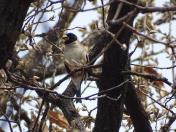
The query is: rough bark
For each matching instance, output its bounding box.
[93,0,138,131]
[0,0,31,68]
[125,82,152,132]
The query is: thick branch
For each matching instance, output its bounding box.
[125,82,152,132]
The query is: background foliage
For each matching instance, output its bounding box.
[0,0,176,131]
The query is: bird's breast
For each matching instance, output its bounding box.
[64,43,87,65]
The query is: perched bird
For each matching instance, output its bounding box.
[63,33,88,103]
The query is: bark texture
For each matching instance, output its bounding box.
[0,0,31,68]
[125,82,152,132]
[93,0,151,131]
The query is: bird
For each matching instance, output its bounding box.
[62,33,89,103]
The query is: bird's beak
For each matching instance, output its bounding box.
[62,34,69,41]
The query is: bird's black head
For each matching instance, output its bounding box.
[64,33,77,45]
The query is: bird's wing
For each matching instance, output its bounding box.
[64,59,84,84]
[79,44,89,64]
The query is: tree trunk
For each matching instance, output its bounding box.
[0,0,31,68]
[94,0,138,131]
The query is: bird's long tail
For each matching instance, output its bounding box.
[72,71,87,103]
[72,79,82,103]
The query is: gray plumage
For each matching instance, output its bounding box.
[63,33,88,103]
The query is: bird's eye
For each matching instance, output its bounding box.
[62,35,69,41]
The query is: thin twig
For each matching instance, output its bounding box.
[123,22,169,46]
[122,71,172,86]
[140,90,176,116]
[117,0,176,13]
[131,63,176,70]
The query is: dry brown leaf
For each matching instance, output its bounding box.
[48,110,70,129]
[144,67,164,88]
[143,67,159,75]
[153,80,164,88]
